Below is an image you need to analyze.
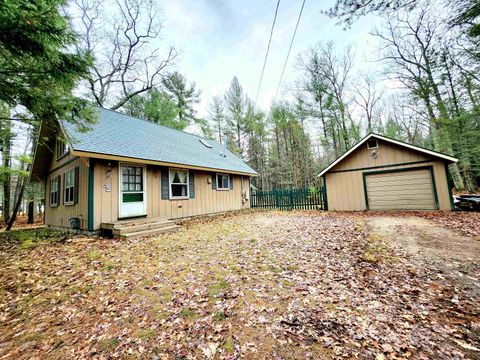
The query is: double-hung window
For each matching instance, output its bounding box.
[64,168,76,205]
[50,176,60,207]
[216,173,230,190]
[169,169,189,199]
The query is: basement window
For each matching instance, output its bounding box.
[367,139,378,149]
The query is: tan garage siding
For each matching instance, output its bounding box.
[93,160,250,230]
[324,139,452,211]
[364,168,436,210]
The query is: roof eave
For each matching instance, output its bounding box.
[71,149,258,177]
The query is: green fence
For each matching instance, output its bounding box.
[250,186,327,210]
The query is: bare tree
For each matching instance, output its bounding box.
[70,0,178,110]
[372,7,469,188]
[352,74,383,132]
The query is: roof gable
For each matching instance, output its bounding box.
[61,107,257,176]
[318,133,458,177]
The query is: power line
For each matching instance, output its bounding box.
[273,0,306,104]
[254,0,281,108]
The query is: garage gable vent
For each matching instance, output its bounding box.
[367,139,378,149]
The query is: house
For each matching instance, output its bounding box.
[318,133,458,211]
[31,107,257,236]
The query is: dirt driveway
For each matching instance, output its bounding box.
[1,211,479,359]
[367,216,480,293]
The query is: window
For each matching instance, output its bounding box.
[121,165,144,203]
[169,169,189,199]
[64,168,76,205]
[50,176,60,207]
[367,139,378,149]
[122,166,143,192]
[216,173,230,190]
[56,139,69,159]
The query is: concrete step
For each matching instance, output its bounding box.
[120,225,180,240]
[113,220,176,235]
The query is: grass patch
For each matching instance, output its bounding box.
[136,329,156,340]
[361,234,391,264]
[87,249,100,260]
[223,336,235,353]
[0,228,68,249]
[208,280,229,297]
[99,337,120,351]
[179,308,197,319]
[213,311,228,321]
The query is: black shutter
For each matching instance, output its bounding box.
[57,175,62,207]
[230,174,234,190]
[74,166,80,204]
[212,173,217,190]
[189,171,195,198]
[161,168,169,200]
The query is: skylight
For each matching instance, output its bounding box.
[199,139,212,148]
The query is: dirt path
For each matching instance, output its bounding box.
[367,216,480,293]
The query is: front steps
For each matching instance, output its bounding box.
[101,217,180,240]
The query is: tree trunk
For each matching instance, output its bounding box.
[27,201,34,224]
[2,121,12,226]
[6,175,27,231]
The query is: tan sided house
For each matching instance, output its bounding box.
[31,107,257,237]
[318,133,458,211]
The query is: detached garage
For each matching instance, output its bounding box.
[318,134,458,211]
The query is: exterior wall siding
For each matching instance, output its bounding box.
[92,160,251,230]
[45,156,90,229]
[324,139,451,211]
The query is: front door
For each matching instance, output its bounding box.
[119,163,147,218]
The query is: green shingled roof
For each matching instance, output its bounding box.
[61,107,257,175]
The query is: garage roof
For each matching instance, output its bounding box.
[318,133,458,177]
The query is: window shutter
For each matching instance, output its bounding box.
[212,174,217,190]
[62,173,65,205]
[161,168,169,200]
[74,166,80,204]
[230,174,234,190]
[188,171,195,198]
[56,175,61,206]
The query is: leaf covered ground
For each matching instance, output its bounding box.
[0,211,479,359]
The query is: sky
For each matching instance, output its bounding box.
[160,0,383,118]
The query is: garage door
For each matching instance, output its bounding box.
[365,168,436,210]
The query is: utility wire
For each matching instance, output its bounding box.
[273,0,306,104]
[254,0,281,108]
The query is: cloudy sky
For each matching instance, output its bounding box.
[160,0,383,118]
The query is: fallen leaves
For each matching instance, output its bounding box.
[0,211,479,359]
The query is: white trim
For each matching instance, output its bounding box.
[216,173,230,190]
[63,167,76,206]
[118,162,147,218]
[318,133,458,177]
[169,168,190,200]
